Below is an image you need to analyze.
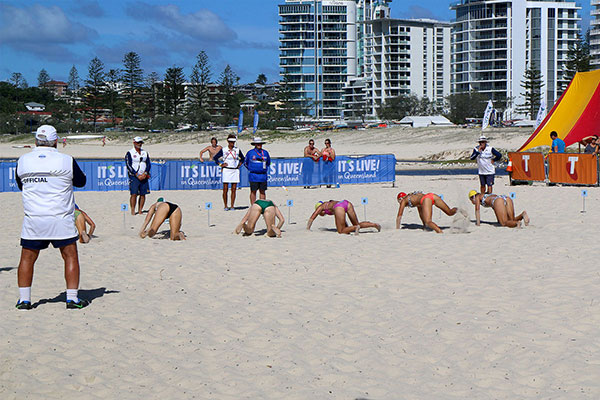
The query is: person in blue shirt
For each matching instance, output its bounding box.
[550,131,566,153]
[244,137,271,204]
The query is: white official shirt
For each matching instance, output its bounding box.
[127,148,149,174]
[475,146,496,175]
[222,146,241,168]
[17,147,78,239]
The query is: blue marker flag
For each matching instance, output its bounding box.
[286,199,294,207]
[510,192,516,199]
[121,203,129,211]
[582,189,588,197]
[205,202,213,210]
[361,197,368,205]
[253,110,259,134]
[238,109,243,133]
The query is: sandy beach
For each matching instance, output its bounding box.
[1,127,599,399]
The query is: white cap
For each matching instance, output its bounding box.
[133,136,144,143]
[251,137,265,145]
[35,125,59,141]
[478,135,488,142]
[227,137,237,142]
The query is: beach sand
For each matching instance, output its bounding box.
[1,128,599,399]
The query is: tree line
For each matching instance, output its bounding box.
[2,51,288,134]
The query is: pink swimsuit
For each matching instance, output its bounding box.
[323,200,349,215]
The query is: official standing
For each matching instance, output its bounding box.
[125,136,151,215]
[15,125,88,310]
[470,135,502,194]
[214,134,245,210]
[244,137,271,204]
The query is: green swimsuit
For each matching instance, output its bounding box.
[255,199,274,214]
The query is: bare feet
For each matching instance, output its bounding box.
[177,231,186,240]
[271,225,282,238]
[522,211,530,226]
[374,223,381,232]
[139,230,147,238]
[234,222,244,235]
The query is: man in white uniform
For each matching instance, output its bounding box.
[125,136,151,215]
[15,125,88,310]
[213,134,245,210]
[470,135,503,194]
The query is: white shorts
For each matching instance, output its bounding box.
[222,168,240,184]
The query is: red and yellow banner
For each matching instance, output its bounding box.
[518,70,600,152]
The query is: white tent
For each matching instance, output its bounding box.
[398,115,454,128]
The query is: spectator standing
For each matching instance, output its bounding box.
[321,138,336,187]
[199,137,222,162]
[125,136,151,215]
[15,125,89,310]
[214,134,245,210]
[303,139,321,188]
[550,131,566,153]
[470,135,502,194]
[244,137,271,204]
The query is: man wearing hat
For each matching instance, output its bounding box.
[15,125,89,309]
[244,137,271,204]
[125,136,151,215]
[213,134,245,210]
[470,135,502,194]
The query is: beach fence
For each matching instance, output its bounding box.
[508,152,599,186]
[0,154,396,192]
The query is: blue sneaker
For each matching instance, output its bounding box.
[15,300,32,310]
[66,299,90,309]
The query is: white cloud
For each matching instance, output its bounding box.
[0,4,97,44]
[126,2,237,43]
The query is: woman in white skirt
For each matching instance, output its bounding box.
[213,134,245,210]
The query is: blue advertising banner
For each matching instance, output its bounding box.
[0,154,396,192]
[0,162,19,192]
[79,161,162,191]
[162,160,231,190]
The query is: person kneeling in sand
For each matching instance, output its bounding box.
[235,199,285,237]
[307,200,380,234]
[139,198,185,240]
[396,191,461,233]
[74,205,95,243]
[468,190,529,228]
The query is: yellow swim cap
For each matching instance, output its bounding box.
[468,190,478,199]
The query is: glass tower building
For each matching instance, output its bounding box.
[279,0,358,120]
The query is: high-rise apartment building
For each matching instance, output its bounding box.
[279,0,451,121]
[592,0,600,66]
[451,0,581,117]
[353,17,451,119]
[279,0,358,119]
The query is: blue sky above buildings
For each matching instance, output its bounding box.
[0,0,591,85]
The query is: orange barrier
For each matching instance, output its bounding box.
[508,152,546,181]
[548,153,598,185]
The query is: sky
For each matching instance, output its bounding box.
[0,0,592,86]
